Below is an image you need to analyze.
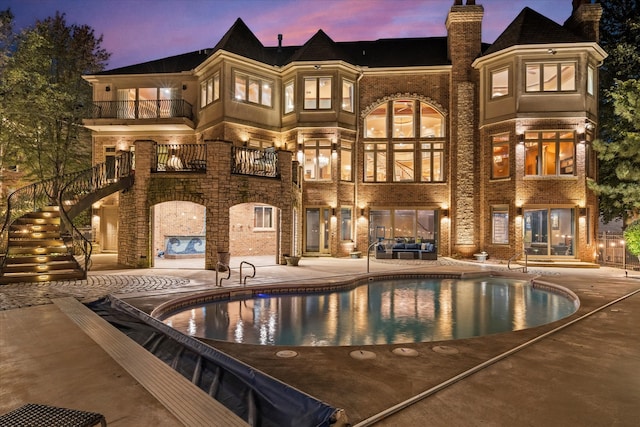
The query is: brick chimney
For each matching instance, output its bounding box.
[564,0,603,42]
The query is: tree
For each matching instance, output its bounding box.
[591,0,640,224]
[0,9,17,204]
[623,220,640,259]
[0,11,110,196]
[590,79,640,224]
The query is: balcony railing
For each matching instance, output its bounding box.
[153,144,206,172]
[232,146,279,178]
[88,100,193,121]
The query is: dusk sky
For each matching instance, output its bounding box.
[3,0,576,70]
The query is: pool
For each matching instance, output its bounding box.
[160,276,578,346]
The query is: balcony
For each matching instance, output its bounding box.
[83,100,195,132]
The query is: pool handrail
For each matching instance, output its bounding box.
[240,261,256,286]
[366,241,382,273]
[508,252,528,273]
[215,262,230,287]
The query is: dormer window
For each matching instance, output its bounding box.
[526,62,576,92]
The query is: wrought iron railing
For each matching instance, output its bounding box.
[231,146,279,178]
[153,144,206,172]
[597,232,640,271]
[58,151,134,277]
[88,99,194,121]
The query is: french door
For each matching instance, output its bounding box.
[305,207,331,254]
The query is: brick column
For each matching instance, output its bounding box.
[204,139,230,270]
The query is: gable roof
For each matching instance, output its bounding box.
[287,30,355,63]
[96,50,211,75]
[212,18,267,63]
[483,7,587,56]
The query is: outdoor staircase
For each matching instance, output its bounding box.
[0,206,85,284]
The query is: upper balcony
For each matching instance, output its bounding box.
[83,99,195,132]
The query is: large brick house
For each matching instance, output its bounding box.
[82,0,606,269]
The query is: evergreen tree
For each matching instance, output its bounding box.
[591,0,640,224]
[0,11,110,196]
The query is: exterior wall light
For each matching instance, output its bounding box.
[442,209,449,218]
[579,207,587,217]
[517,133,524,145]
[516,206,523,216]
[360,208,365,218]
[105,86,111,92]
[331,208,336,217]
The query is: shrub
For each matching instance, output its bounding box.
[623,220,640,257]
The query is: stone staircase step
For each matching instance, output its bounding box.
[7,246,69,255]
[0,270,85,284]
[10,224,60,232]
[9,231,62,239]
[3,261,79,274]
[4,254,73,264]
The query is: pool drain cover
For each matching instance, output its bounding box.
[276,350,298,358]
[432,345,459,355]
[350,350,376,360]
[392,347,419,357]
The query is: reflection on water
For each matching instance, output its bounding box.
[162,277,577,346]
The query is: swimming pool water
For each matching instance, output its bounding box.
[162,277,577,346]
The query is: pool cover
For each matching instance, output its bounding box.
[88,296,342,427]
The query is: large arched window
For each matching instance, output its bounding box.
[363,99,445,182]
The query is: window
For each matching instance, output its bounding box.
[420,143,444,182]
[393,142,414,181]
[491,206,509,244]
[284,80,294,113]
[304,77,331,109]
[254,206,274,229]
[363,99,445,182]
[364,143,387,182]
[491,134,510,178]
[340,141,352,181]
[247,139,274,149]
[491,68,509,98]
[342,79,354,112]
[118,87,177,118]
[369,209,436,242]
[526,63,576,92]
[340,208,352,240]
[303,139,332,181]
[524,131,575,176]
[234,72,273,107]
[200,72,220,108]
[587,65,594,96]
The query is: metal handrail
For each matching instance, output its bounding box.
[240,261,256,286]
[366,241,382,273]
[215,262,230,287]
[231,146,279,178]
[508,252,528,273]
[153,143,206,173]
[88,99,194,121]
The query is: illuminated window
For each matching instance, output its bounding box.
[340,141,352,181]
[304,77,332,109]
[254,206,274,229]
[364,143,387,182]
[491,68,509,98]
[342,79,354,112]
[491,134,510,179]
[363,99,445,183]
[587,65,594,96]
[526,63,576,92]
[234,72,273,107]
[284,80,294,114]
[492,206,509,244]
[118,87,177,118]
[524,131,575,176]
[303,139,332,181]
[200,72,220,108]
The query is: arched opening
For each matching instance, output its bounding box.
[152,201,206,269]
[230,202,280,266]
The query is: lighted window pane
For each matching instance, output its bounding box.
[525,142,538,175]
[492,136,510,179]
[304,78,317,109]
[393,100,414,138]
[420,103,444,137]
[213,73,220,100]
[206,79,214,104]
[394,210,415,238]
[433,151,443,181]
[526,65,540,91]
[559,141,574,175]
[340,145,352,181]
[560,63,575,91]
[262,81,272,106]
[543,64,558,91]
[284,81,294,113]
[365,104,388,138]
[319,77,332,109]
[587,66,594,95]
[421,151,432,182]
[491,68,509,98]
[376,152,386,181]
[394,151,414,181]
[248,79,260,104]
[342,80,354,112]
[200,81,207,108]
[235,76,246,101]
[340,208,352,240]
[365,152,375,181]
[542,141,556,175]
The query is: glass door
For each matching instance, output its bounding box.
[523,208,574,256]
[305,208,331,254]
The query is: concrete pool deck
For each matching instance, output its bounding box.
[1,254,639,426]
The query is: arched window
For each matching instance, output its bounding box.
[363,99,445,182]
